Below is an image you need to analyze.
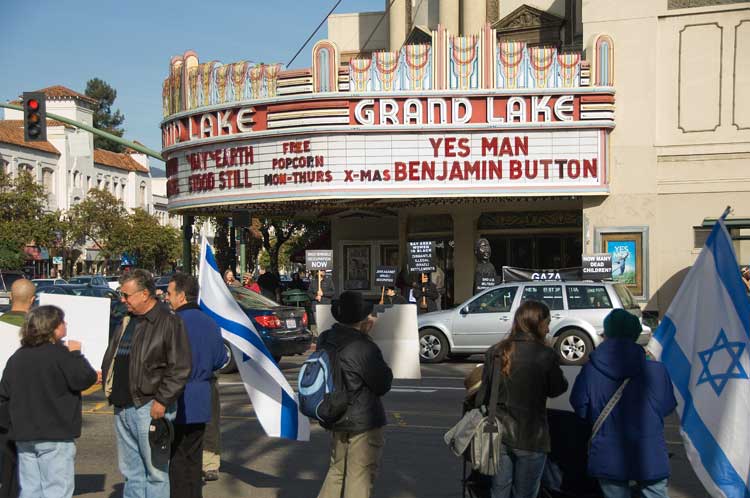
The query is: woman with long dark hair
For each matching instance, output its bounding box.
[0,305,97,498]
[475,300,568,498]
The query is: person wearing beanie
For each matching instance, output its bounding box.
[316,291,393,498]
[570,309,677,498]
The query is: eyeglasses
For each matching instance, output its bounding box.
[121,289,144,300]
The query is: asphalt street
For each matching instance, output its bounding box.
[72,354,709,498]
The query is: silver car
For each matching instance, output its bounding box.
[417,281,651,365]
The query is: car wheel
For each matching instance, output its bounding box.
[555,329,594,366]
[419,328,449,363]
[218,341,238,374]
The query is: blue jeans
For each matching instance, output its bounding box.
[16,440,76,498]
[491,445,547,498]
[114,401,174,498]
[599,478,670,498]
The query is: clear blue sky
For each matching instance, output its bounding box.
[1,0,384,171]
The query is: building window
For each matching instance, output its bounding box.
[17,163,34,179]
[139,182,147,207]
[42,168,54,195]
[694,228,711,249]
[0,159,8,176]
[86,176,92,191]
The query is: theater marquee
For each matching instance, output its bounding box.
[165,128,607,210]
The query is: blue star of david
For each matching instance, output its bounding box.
[697,329,748,396]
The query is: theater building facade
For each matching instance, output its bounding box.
[161,0,750,315]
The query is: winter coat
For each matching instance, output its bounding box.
[475,334,568,452]
[570,338,677,482]
[319,323,393,434]
[175,304,228,424]
[413,282,439,313]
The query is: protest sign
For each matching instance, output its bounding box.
[374,266,398,287]
[305,250,333,271]
[475,276,502,293]
[0,320,20,372]
[582,253,612,281]
[407,241,436,274]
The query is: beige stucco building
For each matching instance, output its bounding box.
[161,0,749,317]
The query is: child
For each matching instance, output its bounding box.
[0,305,97,498]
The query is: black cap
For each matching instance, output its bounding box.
[149,417,174,455]
[331,291,374,325]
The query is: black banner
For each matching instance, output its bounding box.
[502,266,582,282]
[407,241,436,274]
[581,254,612,281]
[374,266,398,287]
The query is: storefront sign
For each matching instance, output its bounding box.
[305,250,333,271]
[581,254,612,281]
[165,129,606,208]
[374,266,399,287]
[407,241,436,274]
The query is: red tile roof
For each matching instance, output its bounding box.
[8,85,98,106]
[94,148,149,173]
[0,120,60,155]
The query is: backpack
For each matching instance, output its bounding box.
[298,333,353,425]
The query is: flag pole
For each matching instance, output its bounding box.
[720,205,732,221]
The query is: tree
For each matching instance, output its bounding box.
[0,170,58,269]
[213,217,233,275]
[123,209,181,273]
[85,78,125,152]
[258,218,328,275]
[67,189,129,263]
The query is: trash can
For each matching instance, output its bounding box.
[281,289,310,308]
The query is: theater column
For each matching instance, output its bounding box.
[452,211,478,303]
[182,215,194,275]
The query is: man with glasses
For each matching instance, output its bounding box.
[101,269,192,498]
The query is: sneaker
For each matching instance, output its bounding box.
[203,470,219,482]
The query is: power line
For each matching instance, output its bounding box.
[286,0,344,68]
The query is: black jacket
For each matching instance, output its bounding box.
[319,324,393,434]
[0,342,97,441]
[475,334,568,452]
[102,302,192,408]
[413,282,439,313]
[308,275,336,304]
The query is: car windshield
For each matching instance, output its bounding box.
[613,284,639,310]
[2,273,25,290]
[69,277,92,284]
[106,276,119,282]
[230,287,278,309]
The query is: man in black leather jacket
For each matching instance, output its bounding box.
[317,291,393,498]
[101,269,191,498]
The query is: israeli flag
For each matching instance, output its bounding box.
[650,215,750,497]
[198,237,310,441]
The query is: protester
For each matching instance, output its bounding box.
[101,269,192,498]
[571,309,677,498]
[474,300,568,498]
[308,270,335,305]
[202,380,222,483]
[166,273,227,498]
[412,273,438,314]
[223,270,241,288]
[242,273,261,293]
[0,279,35,327]
[317,291,393,498]
[741,265,750,293]
[0,305,97,498]
[384,286,406,305]
[257,267,281,301]
[288,271,307,291]
[431,263,446,310]
[0,278,36,497]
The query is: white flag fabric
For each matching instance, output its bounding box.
[650,218,750,498]
[198,237,310,441]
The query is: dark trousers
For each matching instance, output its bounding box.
[169,423,206,498]
[202,377,221,472]
[0,430,18,498]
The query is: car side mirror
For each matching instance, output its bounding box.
[460,306,469,315]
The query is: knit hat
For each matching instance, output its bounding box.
[331,291,373,325]
[603,309,642,342]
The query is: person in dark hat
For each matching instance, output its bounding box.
[316,291,393,498]
[384,286,406,305]
[571,309,676,498]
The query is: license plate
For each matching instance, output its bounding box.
[0,298,8,305]
[286,319,296,329]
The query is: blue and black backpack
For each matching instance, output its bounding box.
[298,333,353,425]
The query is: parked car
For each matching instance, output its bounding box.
[417,281,651,365]
[154,276,171,295]
[32,278,69,288]
[68,275,109,288]
[105,276,120,291]
[0,270,26,307]
[219,286,312,374]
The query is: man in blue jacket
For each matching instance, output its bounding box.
[571,309,677,498]
[166,273,227,498]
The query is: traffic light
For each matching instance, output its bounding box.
[23,92,47,142]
